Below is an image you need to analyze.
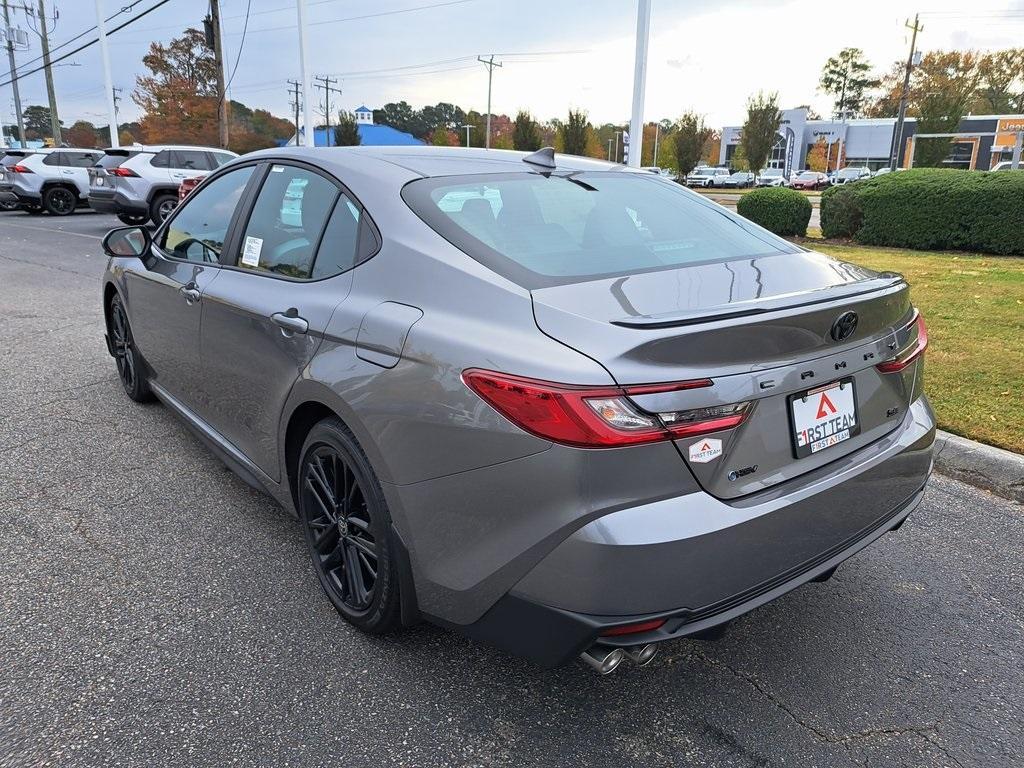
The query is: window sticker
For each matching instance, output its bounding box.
[241,235,263,267]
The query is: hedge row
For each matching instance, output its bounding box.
[735,187,812,237]
[820,168,1024,255]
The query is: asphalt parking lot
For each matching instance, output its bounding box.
[1,209,1022,768]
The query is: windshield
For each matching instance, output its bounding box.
[403,172,798,288]
[838,168,862,178]
[797,172,817,180]
[762,168,783,176]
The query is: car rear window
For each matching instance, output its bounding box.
[96,152,137,169]
[403,172,797,288]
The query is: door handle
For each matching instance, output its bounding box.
[271,311,308,335]
[180,286,201,304]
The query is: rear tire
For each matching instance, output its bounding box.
[117,212,149,226]
[149,193,177,226]
[42,186,77,216]
[298,418,403,635]
[108,294,153,403]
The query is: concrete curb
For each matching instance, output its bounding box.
[934,430,1024,504]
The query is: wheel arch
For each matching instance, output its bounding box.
[146,184,180,205]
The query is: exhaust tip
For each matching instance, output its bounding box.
[624,643,659,667]
[580,646,625,675]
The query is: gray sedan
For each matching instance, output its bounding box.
[100,146,935,674]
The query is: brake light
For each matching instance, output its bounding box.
[109,167,139,177]
[877,312,928,373]
[10,164,32,173]
[600,619,666,637]
[461,369,749,448]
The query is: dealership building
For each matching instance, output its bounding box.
[720,107,1024,175]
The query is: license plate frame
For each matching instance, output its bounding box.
[788,377,861,459]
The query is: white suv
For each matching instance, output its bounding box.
[685,167,731,188]
[0,148,105,215]
[88,144,237,225]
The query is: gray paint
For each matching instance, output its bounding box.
[102,145,935,651]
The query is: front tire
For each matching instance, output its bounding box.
[108,294,153,403]
[43,186,77,216]
[298,418,403,634]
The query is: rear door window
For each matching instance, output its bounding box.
[42,152,64,167]
[172,150,212,171]
[235,164,339,279]
[150,151,171,168]
[64,151,102,168]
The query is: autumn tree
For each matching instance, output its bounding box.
[560,109,591,156]
[334,111,361,146]
[729,144,749,171]
[133,28,219,146]
[701,132,721,165]
[806,138,829,172]
[66,120,99,148]
[975,48,1024,113]
[912,51,984,167]
[512,110,542,151]
[672,112,713,177]
[741,92,782,175]
[819,48,879,118]
[430,126,454,146]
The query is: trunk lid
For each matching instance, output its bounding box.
[531,250,920,499]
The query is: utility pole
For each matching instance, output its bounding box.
[207,0,229,148]
[295,0,314,147]
[314,75,341,147]
[94,0,118,147]
[27,0,61,145]
[627,0,652,168]
[2,0,26,148]
[477,54,501,148]
[288,79,301,145]
[889,13,923,171]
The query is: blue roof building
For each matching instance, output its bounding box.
[283,106,423,148]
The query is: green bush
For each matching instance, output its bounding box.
[819,169,1024,255]
[736,187,812,236]
[820,184,863,239]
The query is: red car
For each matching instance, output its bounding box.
[178,175,206,201]
[790,171,830,190]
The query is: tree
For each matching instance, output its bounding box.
[66,120,99,148]
[430,126,455,146]
[911,51,983,167]
[672,112,713,177]
[741,92,782,175]
[334,111,361,146]
[729,144,749,171]
[560,109,590,156]
[819,48,879,118]
[512,110,542,151]
[806,138,829,172]
[23,105,59,139]
[975,49,1024,113]
[375,101,416,134]
[133,28,219,145]
[701,132,721,165]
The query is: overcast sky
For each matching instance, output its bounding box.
[2,0,1023,135]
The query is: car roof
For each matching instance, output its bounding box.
[244,145,627,179]
[105,144,238,154]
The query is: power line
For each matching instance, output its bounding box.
[225,0,252,91]
[0,0,174,88]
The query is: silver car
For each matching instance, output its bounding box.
[0,147,104,215]
[100,147,935,673]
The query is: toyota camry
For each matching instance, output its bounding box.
[100,146,934,673]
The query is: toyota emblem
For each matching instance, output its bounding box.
[830,311,858,342]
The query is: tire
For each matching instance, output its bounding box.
[107,293,153,403]
[42,186,77,216]
[149,193,178,226]
[117,212,150,226]
[298,418,403,634]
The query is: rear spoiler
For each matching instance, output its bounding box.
[611,274,907,329]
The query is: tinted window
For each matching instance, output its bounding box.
[65,151,102,168]
[42,153,63,166]
[237,165,338,279]
[211,152,235,167]
[150,151,171,168]
[96,152,138,169]
[403,172,796,288]
[311,196,362,279]
[172,150,211,171]
[160,166,254,263]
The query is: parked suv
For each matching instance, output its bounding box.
[88,145,237,225]
[685,167,731,188]
[0,148,104,215]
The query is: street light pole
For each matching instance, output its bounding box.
[296,0,314,148]
[94,0,118,148]
[627,0,651,168]
[462,123,473,147]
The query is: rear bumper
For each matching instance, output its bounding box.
[1,182,41,204]
[88,189,148,216]
[455,395,935,667]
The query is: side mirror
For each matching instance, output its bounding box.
[102,226,151,259]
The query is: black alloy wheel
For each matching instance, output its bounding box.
[108,294,152,402]
[43,186,77,216]
[298,419,402,633]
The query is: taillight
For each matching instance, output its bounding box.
[461,369,749,448]
[10,164,32,173]
[877,312,928,373]
[109,167,139,177]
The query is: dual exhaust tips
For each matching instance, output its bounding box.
[579,643,658,675]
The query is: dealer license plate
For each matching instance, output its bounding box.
[789,378,860,458]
